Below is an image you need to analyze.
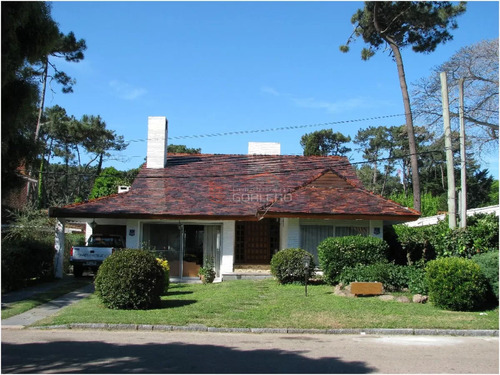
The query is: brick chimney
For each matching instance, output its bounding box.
[248,142,281,155]
[147,116,168,168]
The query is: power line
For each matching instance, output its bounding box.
[124,113,406,143]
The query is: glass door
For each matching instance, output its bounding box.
[204,225,221,277]
[143,224,181,277]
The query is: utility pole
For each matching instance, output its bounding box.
[459,78,467,228]
[440,72,456,229]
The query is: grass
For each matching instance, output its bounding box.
[1,279,90,320]
[34,279,499,330]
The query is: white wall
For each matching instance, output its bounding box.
[220,220,235,273]
[126,219,140,248]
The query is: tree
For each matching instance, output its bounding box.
[89,167,139,200]
[38,106,129,206]
[340,1,466,213]
[167,144,201,154]
[1,2,58,198]
[412,39,499,156]
[1,2,86,205]
[300,129,351,156]
[34,31,86,141]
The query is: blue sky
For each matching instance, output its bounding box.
[49,1,499,178]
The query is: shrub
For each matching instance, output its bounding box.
[472,251,499,301]
[405,265,428,295]
[156,258,170,294]
[270,248,315,284]
[393,224,436,264]
[338,262,427,293]
[1,238,55,292]
[425,257,489,311]
[394,213,499,262]
[95,249,165,309]
[318,236,388,285]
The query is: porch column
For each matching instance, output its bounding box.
[220,221,235,273]
[54,218,66,279]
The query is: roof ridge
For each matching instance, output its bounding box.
[256,168,331,218]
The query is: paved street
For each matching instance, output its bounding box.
[2,328,498,373]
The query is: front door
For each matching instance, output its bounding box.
[235,219,279,264]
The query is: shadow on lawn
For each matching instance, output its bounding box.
[2,340,375,373]
[160,299,197,309]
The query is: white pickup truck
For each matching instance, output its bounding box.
[70,234,125,277]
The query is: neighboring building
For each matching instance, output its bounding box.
[49,116,420,280]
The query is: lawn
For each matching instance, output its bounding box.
[33,279,499,330]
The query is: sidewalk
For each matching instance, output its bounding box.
[1,276,94,329]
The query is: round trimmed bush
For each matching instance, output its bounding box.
[318,236,389,285]
[425,257,489,311]
[95,249,165,309]
[270,248,315,284]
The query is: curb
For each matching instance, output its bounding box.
[29,324,499,337]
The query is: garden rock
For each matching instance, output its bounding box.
[378,295,395,301]
[395,296,411,303]
[412,294,429,304]
[333,283,354,298]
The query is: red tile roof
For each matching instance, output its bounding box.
[49,154,420,222]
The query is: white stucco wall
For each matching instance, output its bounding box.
[126,219,140,248]
[220,220,235,274]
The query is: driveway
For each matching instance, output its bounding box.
[2,329,498,373]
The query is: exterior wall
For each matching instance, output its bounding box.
[220,220,235,274]
[369,220,383,239]
[126,219,140,249]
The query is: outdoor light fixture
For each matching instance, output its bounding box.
[303,256,310,297]
[89,219,98,231]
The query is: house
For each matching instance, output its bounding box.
[49,116,420,280]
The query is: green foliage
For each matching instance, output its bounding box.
[425,257,489,311]
[394,214,499,263]
[89,167,127,199]
[344,2,466,57]
[270,248,315,285]
[488,180,499,205]
[1,2,58,198]
[198,257,216,284]
[300,129,351,156]
[318,236,388,285]
[156,258,170,294]
[472,251,499,300]
[1,237,55,292]
[389,192,446,217]
[167,144,201,154]
[339,262,427,294]
[94,249,165,310]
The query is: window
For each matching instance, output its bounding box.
[335,226,369,237]
[300,225,334,264]
[300,224,369,264]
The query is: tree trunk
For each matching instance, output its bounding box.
[35,60,48,142]
[372,3,421,213]
[390,43,421,212]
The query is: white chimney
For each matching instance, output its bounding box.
[147,116,168,168]
[248,142,281,155]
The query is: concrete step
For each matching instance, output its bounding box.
[222,273,273,281]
